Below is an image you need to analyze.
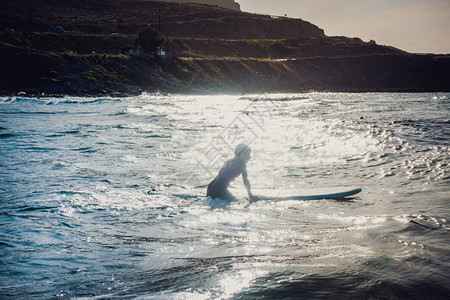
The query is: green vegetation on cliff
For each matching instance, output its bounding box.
[136,27,167,54]
[77,64,128,85]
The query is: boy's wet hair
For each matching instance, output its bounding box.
[235,144,251,156]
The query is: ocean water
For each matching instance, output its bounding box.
[0,93,448,299]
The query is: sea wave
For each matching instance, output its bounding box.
[0,96,122,105]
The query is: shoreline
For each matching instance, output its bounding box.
[2,88,450,99]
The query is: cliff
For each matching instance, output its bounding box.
[0,0,449,96]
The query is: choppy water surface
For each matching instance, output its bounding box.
[0,93,449,299]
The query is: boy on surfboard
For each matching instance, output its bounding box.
[207,144,259,202]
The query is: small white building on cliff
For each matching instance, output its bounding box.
[157,0,241,11]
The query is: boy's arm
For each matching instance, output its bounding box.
[243,177,259,202]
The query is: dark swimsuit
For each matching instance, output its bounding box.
[207,156,248,201]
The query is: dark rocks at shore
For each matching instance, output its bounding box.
[1,49,449,97]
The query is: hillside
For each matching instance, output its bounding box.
[0,0,323,39]
[0,0,449,96]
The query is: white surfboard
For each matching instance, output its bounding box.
[148,187,362,201]
[246,187,362,201]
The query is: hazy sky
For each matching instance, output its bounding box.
[237,0,450,54]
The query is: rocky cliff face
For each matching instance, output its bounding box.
[2,49,449,96]
[158,0,241,11]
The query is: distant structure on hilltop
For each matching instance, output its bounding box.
[157,0,241,11]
